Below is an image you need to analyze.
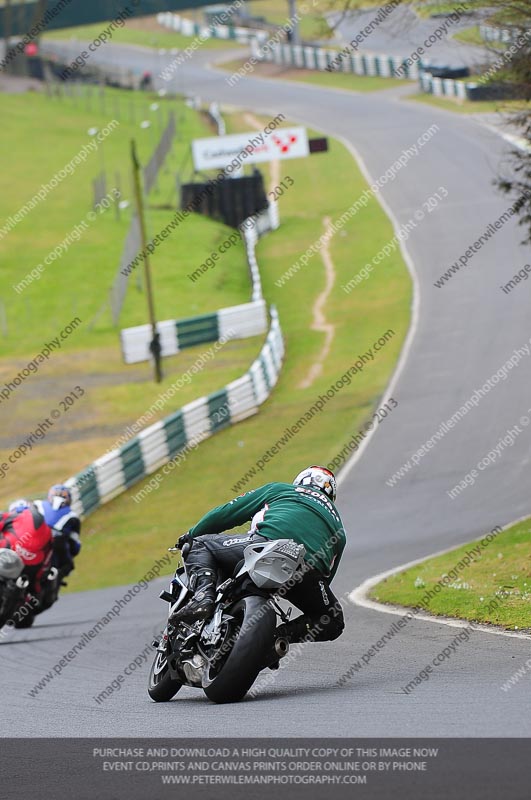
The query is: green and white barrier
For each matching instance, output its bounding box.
[156,12,269,45]
[67,306,283,517]
[479,23,526,44]
[419,71,468,99]
[419,70,522,101]
[208,101,226,136]
[120,299,268,364]
[249,40,421,80]
[241,201,279,303]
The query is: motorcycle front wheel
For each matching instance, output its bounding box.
[148,648,183,702]
[0,585,20,630]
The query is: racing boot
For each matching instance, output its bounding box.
[170,568,216,623]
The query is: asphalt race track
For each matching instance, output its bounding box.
[329,4,490,68]
[2,40,531,737]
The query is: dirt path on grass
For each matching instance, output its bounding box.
[240,113,337,390]
[298,216,336,390]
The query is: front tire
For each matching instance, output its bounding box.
[0,585,20,630]
[148,649,183,702]
[202,595,276,704]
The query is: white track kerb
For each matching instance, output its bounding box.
[349,515,531,642]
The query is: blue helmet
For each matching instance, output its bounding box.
[48,484,72,510]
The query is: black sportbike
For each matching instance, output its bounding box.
[148,537,306,704]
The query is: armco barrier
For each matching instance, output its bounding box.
[66,306,284,517]
[120,299,268,364]
[249,40,421,80]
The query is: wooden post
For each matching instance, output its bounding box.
[130,139,162,383]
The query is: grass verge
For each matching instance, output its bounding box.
[65,108,412,593]
[453,25,485,46]
[218,57,409,92]
[413,1,474,19]
[405,91,525,113]
[247,0,332,40]
[44,15,242,50]
[369,519,531,632]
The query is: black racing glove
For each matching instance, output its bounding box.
[177,532,193,550]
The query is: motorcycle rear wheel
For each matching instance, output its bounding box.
[202,595,276,704]
[148,649,183,702]
[14,613,35,629]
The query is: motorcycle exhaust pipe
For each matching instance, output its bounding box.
[264,637,290,671]
[274,637,289,658]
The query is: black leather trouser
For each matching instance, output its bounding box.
[184,531,268,581]
[185,533,344,642]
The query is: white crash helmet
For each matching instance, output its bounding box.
[8,499,30,514]
[293,466,337,502]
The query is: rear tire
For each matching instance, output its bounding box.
[14,613,35,629]
[148,649,183,702]
[202,595,276,704]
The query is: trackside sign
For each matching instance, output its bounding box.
[192,127,309,170]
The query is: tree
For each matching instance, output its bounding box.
[485,1,531,242]
[3,0,12,72]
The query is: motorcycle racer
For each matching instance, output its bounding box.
[35,484,81,580]
[0,502,54,602]
[171,466,346,644]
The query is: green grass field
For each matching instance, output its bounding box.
[413,1,474,19]
[247,0,332,40]
[406,91,527,114]
[0,88,251,356]
[453,25,485,46]
[44,15,241,50]
[370,519,531,631]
